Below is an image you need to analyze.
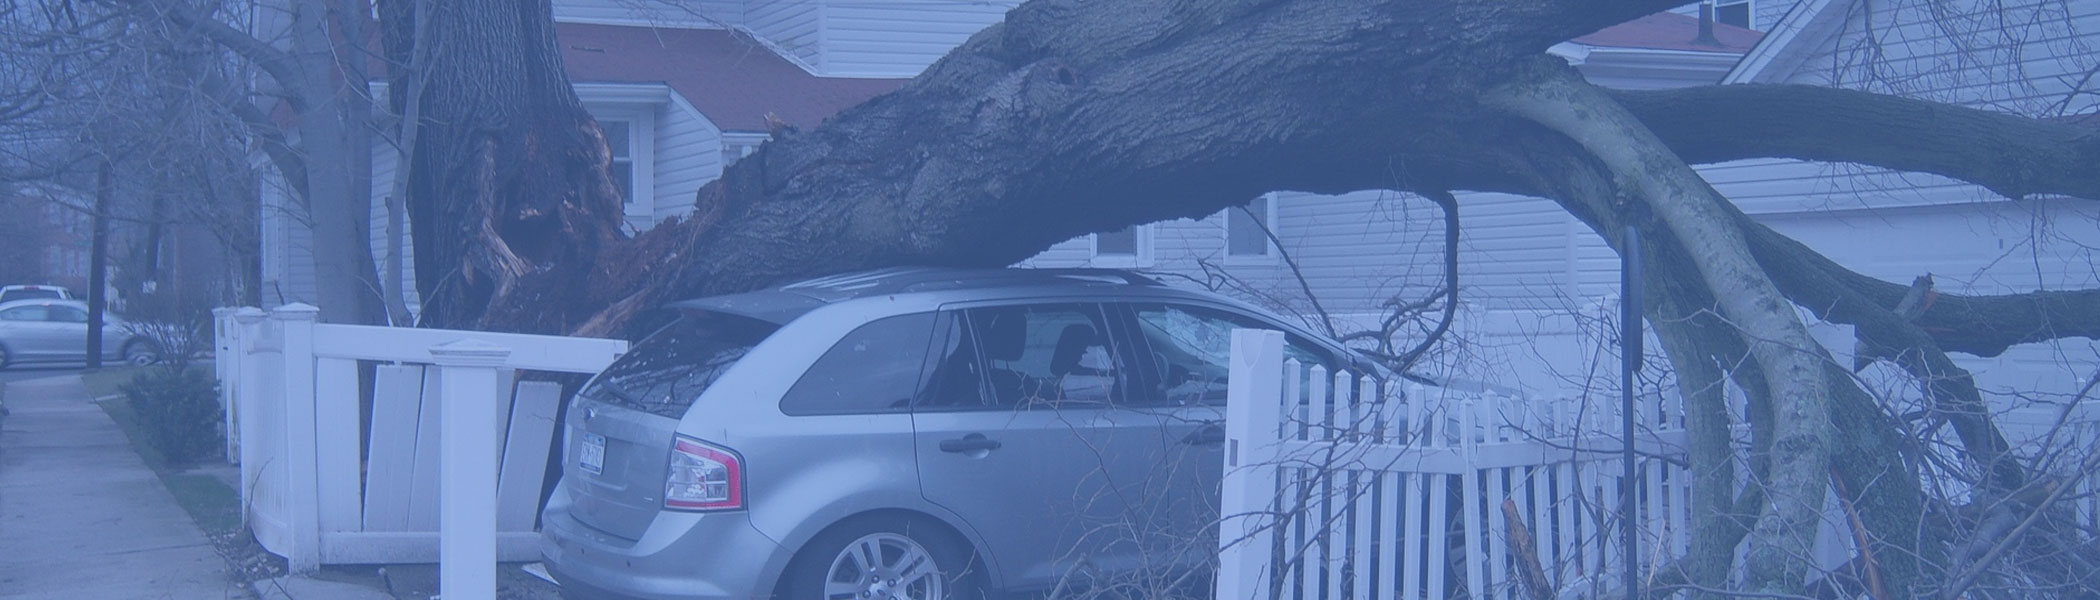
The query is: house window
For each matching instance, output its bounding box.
[602,119,637,206]
[1225,193,1278,261]
[587,105,655,221]
[721,133,771,169]
[1712,0,1750,29]
[1091,224,1152,267]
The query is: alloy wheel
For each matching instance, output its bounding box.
[822,532,947,600]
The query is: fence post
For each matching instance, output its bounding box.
[271,303,322,573]
[1218,329,1286,600]
[232,307,267,528]
[430,338,512,600]
[212,307,240,464]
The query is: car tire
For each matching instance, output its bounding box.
[778,517,991,600]
[121,340,160,366]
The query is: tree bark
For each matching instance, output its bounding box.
[1487,122,1937,595]
[381,0,623,332]
[553,0,1695,335]
[288,0,385,324]
[1488,60,1838,591]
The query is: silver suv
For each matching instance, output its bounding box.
[540,268,1375,600]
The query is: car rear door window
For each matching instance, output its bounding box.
[1,306,48,321]
[47,306,87,323]
[920,303,1126,409]
[579,310,780,417]
[780,313,937,416]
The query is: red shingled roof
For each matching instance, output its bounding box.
[1575,11,1763,53]
[555,23,907,132]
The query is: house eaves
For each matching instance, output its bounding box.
[1558,45,1754,89]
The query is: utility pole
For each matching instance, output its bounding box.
[1620,222,1645,600]
[86,159,112,369]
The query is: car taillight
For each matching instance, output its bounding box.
[665,436,742,511]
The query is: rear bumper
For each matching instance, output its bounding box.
[540,481,788,600]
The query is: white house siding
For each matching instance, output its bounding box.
[259,167,317,308]
[1759,0,1803,30]
[554,0,743,28]
[367,139,421,318]
[652,94,725,222]
[747,0,824,69]
[816,1,1019,78]
[1789,0,2099,115]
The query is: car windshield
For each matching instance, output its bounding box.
[579,310,781,417]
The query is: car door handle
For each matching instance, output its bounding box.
[1182,424,1226,446]
[939,434,1002,453]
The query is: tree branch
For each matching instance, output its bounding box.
[111,0,306,112]
[1393,189,1459,371]
[1616,84,2100,201]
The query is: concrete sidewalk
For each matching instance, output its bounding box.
[0,373,244,599]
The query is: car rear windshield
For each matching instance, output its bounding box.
[0,289,61,303]
[579,310,781,418]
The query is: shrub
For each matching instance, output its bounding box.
[121,368,223,466]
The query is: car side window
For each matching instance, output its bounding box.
[920,303,1125,410]
[780,313,937,416]
[47,306,88,323]
[1,306,48,322]
[1127,303,1338,406]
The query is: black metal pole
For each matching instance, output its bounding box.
[86,160,112,370]
[1621,223,1644,600]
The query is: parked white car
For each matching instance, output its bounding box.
[0,284,74,304]
[0,299,159,368]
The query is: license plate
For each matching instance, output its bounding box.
[579,432,606,475]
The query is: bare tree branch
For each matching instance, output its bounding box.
[1616,84,2100,201]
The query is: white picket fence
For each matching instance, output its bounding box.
[1218,329,1689,600]
[213,304,626,599]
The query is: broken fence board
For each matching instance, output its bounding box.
[496,382,561,532]
[363,364,425,532]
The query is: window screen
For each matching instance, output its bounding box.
[1095,227,1138,256]
[603,120,635,206]
[1226,196,1273,257]
[781,313,937,416]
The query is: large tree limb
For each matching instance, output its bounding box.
[1487,59,1837,591]
[543,0,1692,335]
[1615,84,2100,201]
[1487,122,1937,594]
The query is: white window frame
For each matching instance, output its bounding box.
[721,132,770,169]
[1711,0,1752,29]
[1223,193,1281,265]
[588,106,655,222]
[1090,224,1153,268]
[574,84,671,226]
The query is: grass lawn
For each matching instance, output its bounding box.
[80,365,153,400]
[93,365,243,535]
